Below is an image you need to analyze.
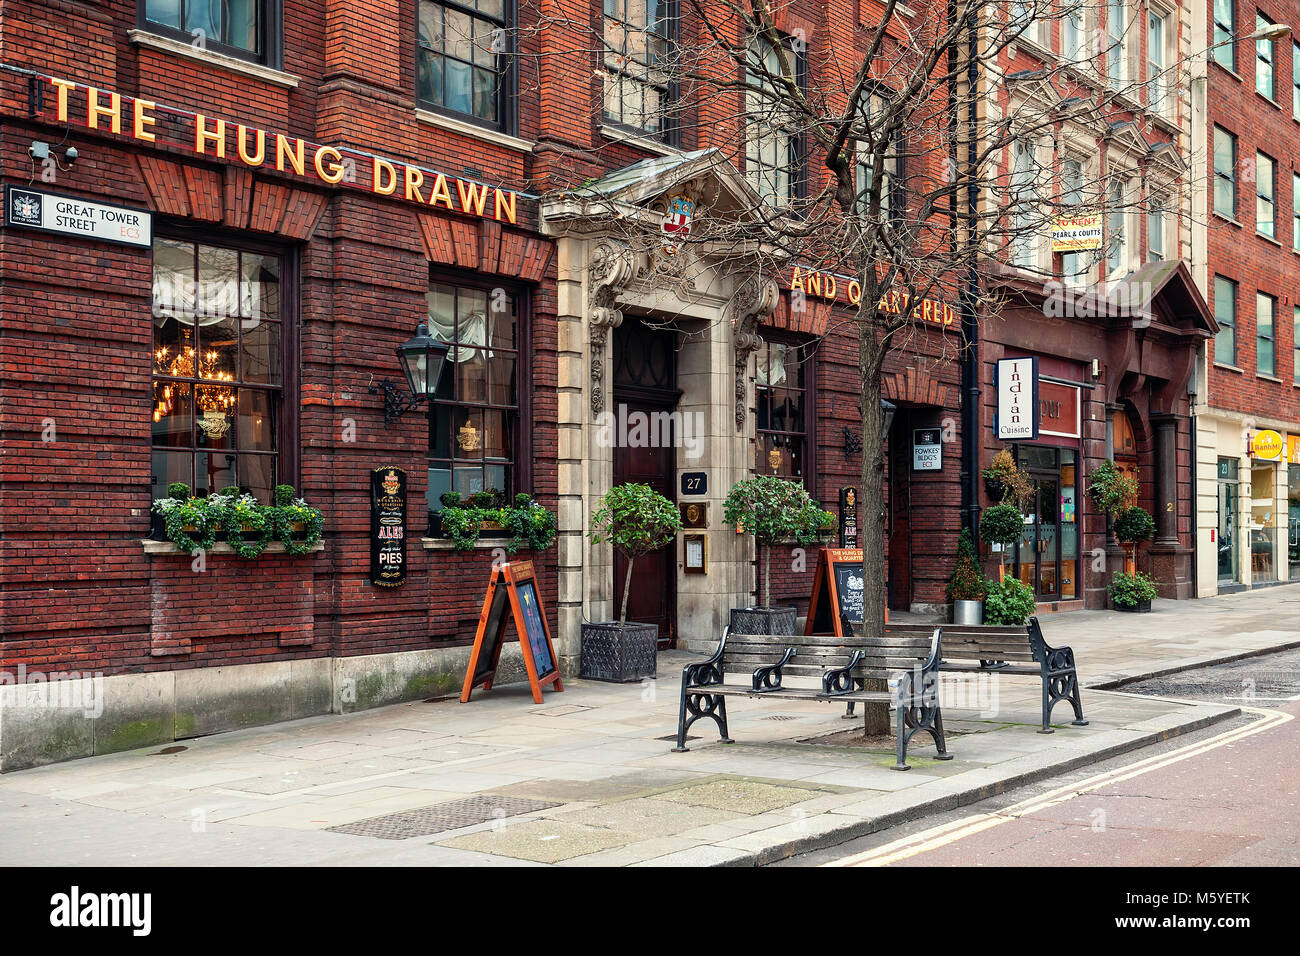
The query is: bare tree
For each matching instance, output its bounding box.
[483,0,1226,731]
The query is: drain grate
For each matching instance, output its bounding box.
[655,733,700,742]
[326,794,558,840]
[762,714,800,721]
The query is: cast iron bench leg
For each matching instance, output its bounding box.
[1038,678,1055,734]
[1069,675,1089,726]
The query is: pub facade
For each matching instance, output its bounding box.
[0,0,964,770]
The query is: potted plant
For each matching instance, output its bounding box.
[983,576,1037,625]
[583,482,682,681]
[1109,569,1158,612]
[1112,503,1156,579]
[982,448,1033,507]
[948,528,987,624]
[723,475,835,635]
[979,502,1025,580]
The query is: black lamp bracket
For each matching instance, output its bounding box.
[369,378,423,428]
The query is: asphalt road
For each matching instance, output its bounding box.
[783,649,1300,867]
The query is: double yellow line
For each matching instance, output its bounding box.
[824,706,1294,867]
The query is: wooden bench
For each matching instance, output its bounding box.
[672,627,953,770]
[864,617,1087,734]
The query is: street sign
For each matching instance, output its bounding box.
[913,428,942,471]
[4,185,151,248]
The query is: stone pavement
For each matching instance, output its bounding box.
[1,585,1297,867]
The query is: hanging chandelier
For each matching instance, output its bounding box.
[153,329,235,438]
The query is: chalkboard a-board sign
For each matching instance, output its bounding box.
[460,561,563,704]
[370,466,407,587]
[806,548,887,635]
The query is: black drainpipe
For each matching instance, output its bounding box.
[958,8,982,544]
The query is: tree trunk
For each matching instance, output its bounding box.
[763,542,771,608]
[859,331,891,735]
[620,555,635,624]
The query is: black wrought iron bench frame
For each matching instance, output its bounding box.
[672,627,952,770]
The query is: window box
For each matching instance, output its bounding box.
[149,483,323,558]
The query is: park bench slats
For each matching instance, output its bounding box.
[672,627,950,770]
[935,617,1088,733]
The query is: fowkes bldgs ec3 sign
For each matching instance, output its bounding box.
[996,357,1039,441]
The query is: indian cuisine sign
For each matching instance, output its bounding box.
[996,356,1039,441]
[36,76,519,223]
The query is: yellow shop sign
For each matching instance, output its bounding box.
[1250,429,1284,460]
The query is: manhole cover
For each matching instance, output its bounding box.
[327,795,559,840]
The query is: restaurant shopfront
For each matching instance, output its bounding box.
[983,262,1214,609]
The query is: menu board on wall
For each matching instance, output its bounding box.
[369,466,407,587]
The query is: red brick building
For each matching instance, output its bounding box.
[974,6,1212,607]
[1195,0,1300,595]
[0,0,966,769]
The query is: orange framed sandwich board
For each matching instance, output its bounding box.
[805,547,886,635]
[460,560,563,704]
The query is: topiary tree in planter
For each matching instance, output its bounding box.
[1109,569,1158,612]
[583,482,682,681]
[947,529,987,624]
[723,475,834,634]
[1112,504,1156,581]
[979,502,1025,580]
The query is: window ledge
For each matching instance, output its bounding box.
[127,30,300,89]
[1256,373,1283,383]
[1257,232,1282,247]
[422,536,524,551]
[140,539,324,556]
[597,123,681,157]
[1210,61,1242,83]
[1256,91,1283,111]
[1213,212,1244,229]
[414,109,533,153]
[1213,362,1245,374]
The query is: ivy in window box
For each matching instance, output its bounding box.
[435,491,557,553]
[149,482,323,557]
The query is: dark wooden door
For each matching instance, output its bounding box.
[612,410,676,647]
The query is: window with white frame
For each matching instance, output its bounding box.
[1293,42,1300,117]
[1061,155,1090,283]
[602,0,677,139]
[1257,292,1276,376]
[1147,8,1172,119]
[1293,172,1300,250]
[1212,0,1235,71]
[1213,125,1237,219]
[1107,0,1129,88]
[1258,13,1278,100]
[1008,0,1049,47]
[1147,191,1167,261]
[1062,3,1086,61]
[1010,136,1039,269]
[745,33,803,207]
[1107,175,1129,275]
[855,90,901,223]
[1257,151,1276,238]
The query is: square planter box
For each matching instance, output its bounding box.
[729,606,798,635]
[1115,600,1151,613]
[580,622,658,682]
